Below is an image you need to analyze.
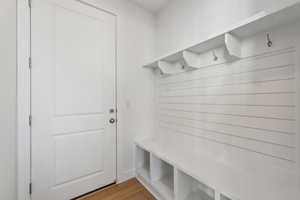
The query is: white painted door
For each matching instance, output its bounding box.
[31,0,116,199]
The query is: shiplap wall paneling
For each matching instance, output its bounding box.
[155,21,300,178]
[157,47,296,163]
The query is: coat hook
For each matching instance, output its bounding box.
[158,68,163,75]
[267,33,273,47]
[213,51,218,61]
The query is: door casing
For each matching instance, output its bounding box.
[17,0,118,199]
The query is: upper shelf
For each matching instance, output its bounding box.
[144,33,241,75]
[143,1,300,75]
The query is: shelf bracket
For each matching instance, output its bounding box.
[158,61,185,75]
[182,50,202,69]
[224,33,242,61]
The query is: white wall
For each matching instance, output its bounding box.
[155,0,300,56]
[92,0,156,182]
[0,0,17,200]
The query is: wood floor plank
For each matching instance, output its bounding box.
[76,178,156,200]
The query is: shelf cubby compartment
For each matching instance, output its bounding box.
[176,170,215,200]
[135,146,151,181]
[151,154,175,200]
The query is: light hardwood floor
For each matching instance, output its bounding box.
[76,178,156,200]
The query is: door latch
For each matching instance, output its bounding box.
[109,118,116,124]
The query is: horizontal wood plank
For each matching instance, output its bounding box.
[156,48,296,163]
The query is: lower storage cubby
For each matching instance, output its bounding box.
[151,155,175,200]
[134,141,236,200]
[135,146,151,181]
[176,170,215,200]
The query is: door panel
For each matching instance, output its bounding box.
[31,0,116,199]
[55,5,104,115]
[54,131,105,185]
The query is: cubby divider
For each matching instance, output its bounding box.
[135,145,151,181]
[151,155,175,200]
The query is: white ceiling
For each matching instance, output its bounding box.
[128,0,171,13]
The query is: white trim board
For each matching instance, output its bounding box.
[17,0,31,199]
[117,169,135,183]
[295,23,300,181]
[17,0,118,199]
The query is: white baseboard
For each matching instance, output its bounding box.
[117,169,135,183]
[136,174,163,200]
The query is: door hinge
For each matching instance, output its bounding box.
[29,183,32,195]
[29,115,32,127]
[28,0,32,8]
[29,57,32,69]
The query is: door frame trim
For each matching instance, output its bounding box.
[17,0,31,199]
[17,1,118,199]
